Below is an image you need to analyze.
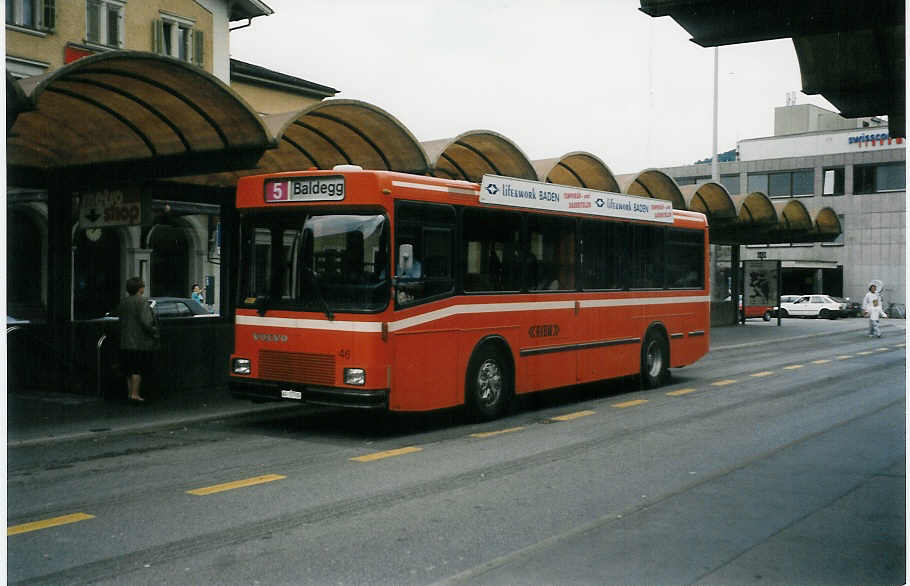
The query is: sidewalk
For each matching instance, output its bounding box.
[6,318,904,446]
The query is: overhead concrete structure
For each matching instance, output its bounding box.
[423,130,537,183]
[7,52,275,188]
[533,152,620,192]
[638,0,905,136]
[617,169,687,210]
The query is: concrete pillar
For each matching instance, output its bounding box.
[47,182,74,390]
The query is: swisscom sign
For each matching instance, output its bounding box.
[480,175,673,223]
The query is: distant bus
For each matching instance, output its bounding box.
[229,167,710,419]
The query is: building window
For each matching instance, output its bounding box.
[86,0,124,48]
[719,174,740,195]
[7,0,54,31]
[823,167,845,196]
[747,173,768,194]
[768,172,790,197]
[750,170,813,198]
[853,163,906,194]
[153,13,205,66]
[6,55,49,79]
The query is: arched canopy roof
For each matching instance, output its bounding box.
[617,169,686,210]
[8,51,274,187]
[260,99,430,176]
[423,130,536,182]
[733,192,777,224]
[680,182,736,220]
[774,199,813,231]
[532,152,619,192]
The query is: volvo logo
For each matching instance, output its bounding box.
[253,333,288,342]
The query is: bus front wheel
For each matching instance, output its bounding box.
[466,347,511,420]
[641,330,669,389]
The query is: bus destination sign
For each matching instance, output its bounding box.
[265,176,345,203]
[479,174,673,224]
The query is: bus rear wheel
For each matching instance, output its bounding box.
[466,347,511,420]
[641,330,669,389]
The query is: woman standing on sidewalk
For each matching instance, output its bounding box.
[118,277,159,402]
[862,282,887,338]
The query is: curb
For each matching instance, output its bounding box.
[7,402,308,449]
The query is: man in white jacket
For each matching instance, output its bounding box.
[862,282,887,337]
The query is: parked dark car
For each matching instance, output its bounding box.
[831,296,862,317]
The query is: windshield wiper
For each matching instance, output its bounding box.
[304,266,334,321]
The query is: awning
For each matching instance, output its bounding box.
[532,152,619,191]
[423,130,536,182]
[616,169,686,209]
[260,99,429,175]
[680,182,736,220]
[7,51,274,187]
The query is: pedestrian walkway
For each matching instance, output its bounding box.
[6,318,904,446]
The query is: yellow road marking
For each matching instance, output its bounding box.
[811,359,831,364]
[611,400,648,409]
[857,351,874,356]
[471,426,525,438]
[8,513,95,536]
[711,379,737,386]
[750,371,774,377]
[836,355,852,360]
[350,447,422,462]
[666,388,697,396]
[783,364,804,370]
[187,474,286,495]
[551,410,597,421]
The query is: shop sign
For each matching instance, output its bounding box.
[480,174,673,223]
[79,186,142,228]
[848,131,904,148]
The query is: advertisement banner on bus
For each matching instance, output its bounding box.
[480,174,673,223]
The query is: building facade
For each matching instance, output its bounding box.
[6,1,338,323]
[661,105,906,312]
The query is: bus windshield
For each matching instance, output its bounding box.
[238,211,389,313]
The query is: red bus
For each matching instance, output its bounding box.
[229,167,709,419]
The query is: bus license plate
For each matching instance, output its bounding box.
[281,389,302,400]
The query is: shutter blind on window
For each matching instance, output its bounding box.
[193,29,204,66]
[151,18,165,54]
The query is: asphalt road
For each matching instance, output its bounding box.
[7,328,905,585]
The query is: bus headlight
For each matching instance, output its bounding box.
[232,358,251,375]
[344,368,366,386]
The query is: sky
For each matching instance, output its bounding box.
[229,0,839,175]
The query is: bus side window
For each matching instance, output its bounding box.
[462,209,521,293]
[666,228,704,289]
[395,201,455,306]
[527,214,575,291]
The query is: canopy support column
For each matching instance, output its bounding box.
[47,180,75,391]
[731,244,742,325]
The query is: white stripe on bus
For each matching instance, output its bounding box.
[236,296,709,333]
[391,180,478,196]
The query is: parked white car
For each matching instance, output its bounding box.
[778,294,846,319]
